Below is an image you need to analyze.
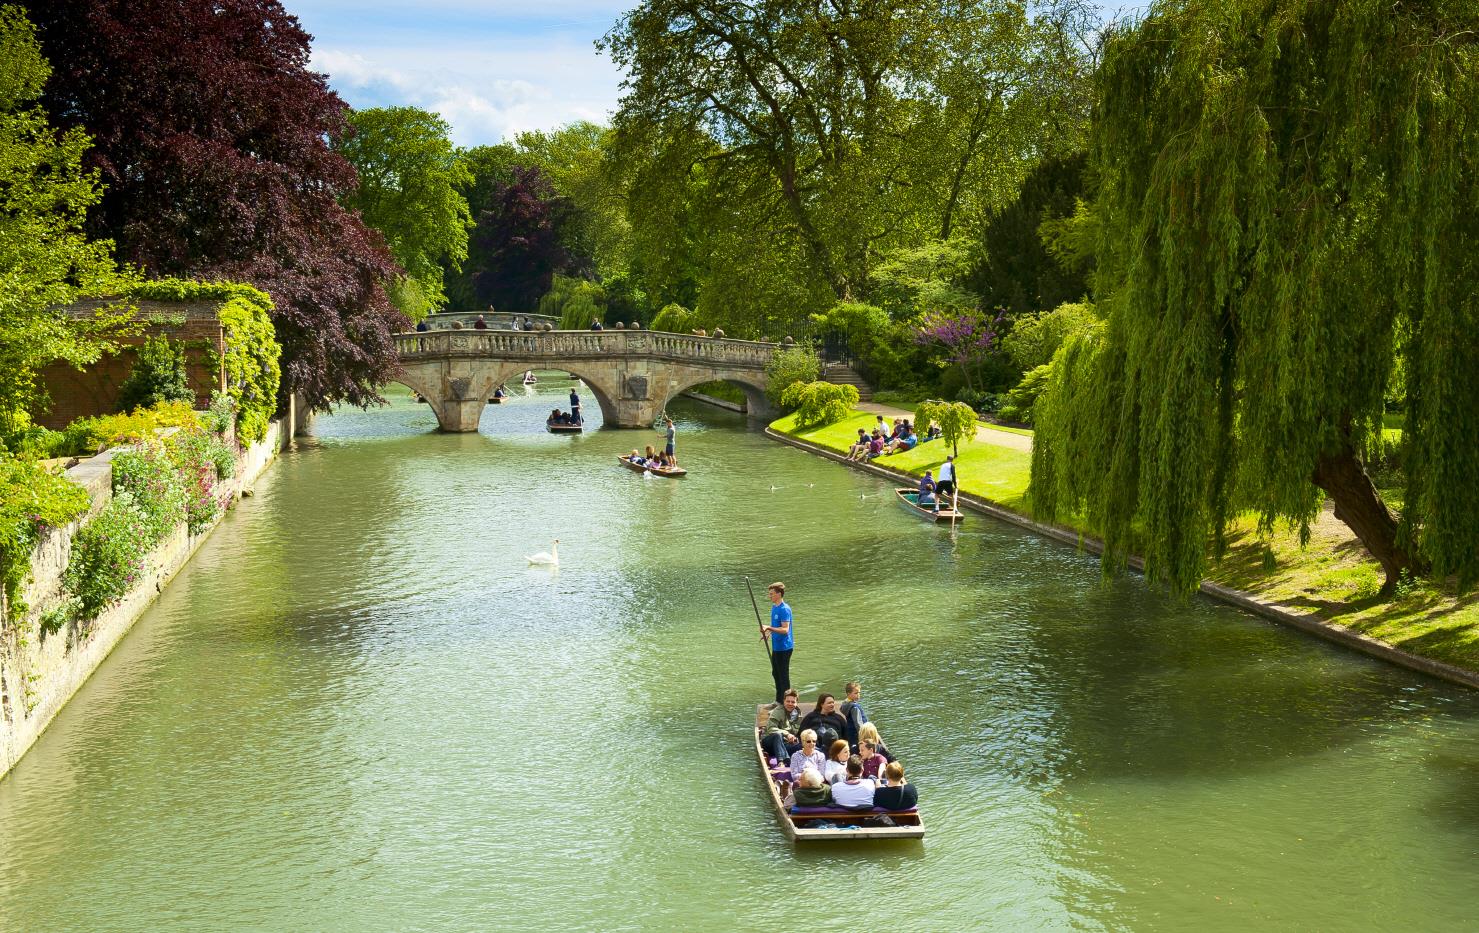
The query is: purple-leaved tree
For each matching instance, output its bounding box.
[914,309,1002,391]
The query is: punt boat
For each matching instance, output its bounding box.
[753,703,924,841]
[894,488,964,523]
[546,418,582,434]
[617,455,687,478]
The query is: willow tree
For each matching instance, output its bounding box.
[1030,0,1479,594]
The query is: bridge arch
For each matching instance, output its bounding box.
[660,373,773,421]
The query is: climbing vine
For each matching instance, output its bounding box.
[127,279,281,443]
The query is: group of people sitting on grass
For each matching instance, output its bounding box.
[762,683,918,812]
[627,445,676,469]
[845,415,942,462]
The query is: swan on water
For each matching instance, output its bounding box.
[527,539,560,566]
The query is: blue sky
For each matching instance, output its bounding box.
[295,1,1142,147]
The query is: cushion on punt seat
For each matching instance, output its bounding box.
[789,806,918,816]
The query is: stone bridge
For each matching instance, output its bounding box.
[393,329,781,431]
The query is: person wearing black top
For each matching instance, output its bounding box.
[873,760,917,811]
[569,387,582,424]
[798,693,848,751]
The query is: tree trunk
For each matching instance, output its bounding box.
[1311,439,1417,594]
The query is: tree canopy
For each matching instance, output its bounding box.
[23,0,406,412]
[465,166,578,313]
[338,106,472,321]
[1029,0,1479,593]
[0,4,127,438]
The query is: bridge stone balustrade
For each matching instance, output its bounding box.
[393,329,782,431]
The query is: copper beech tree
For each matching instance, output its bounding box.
[23,0,406,412]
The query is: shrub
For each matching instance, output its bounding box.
[109,440,187,544]
[203,390,236,436]
[765,345,822,406]
[116,334,194,413]
[1001,301,1099,374]
[780,381,859,428]
[916,399,977,457]
[650,303,698,334]
[63,491,152,621]
[956,388,1004,415]
[0,457,91,624]
[55,402,201,457]
[998,362,1054,424]
[166,427,232,534]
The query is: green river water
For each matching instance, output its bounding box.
[1,381,1476,931]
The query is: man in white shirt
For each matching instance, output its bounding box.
[830,755,877,808]
[935,454,957,512]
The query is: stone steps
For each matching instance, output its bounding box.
[823,362,873,401]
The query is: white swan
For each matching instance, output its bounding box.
[526,539,560,566]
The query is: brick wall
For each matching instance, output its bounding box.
[36,299,227,429]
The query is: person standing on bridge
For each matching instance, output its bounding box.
[569,386,582,424]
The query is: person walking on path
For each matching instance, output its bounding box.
[936,455,957,512]
[662,415,677,465]
[569,386,582,424]
[761,582,793,704]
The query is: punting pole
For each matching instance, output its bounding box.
[745,576,772,660]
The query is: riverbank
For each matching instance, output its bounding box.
[769,406,1479,688]
[0,404,309,780]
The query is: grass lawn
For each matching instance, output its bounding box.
[769,410,1033,510]
[772,407,1479,673]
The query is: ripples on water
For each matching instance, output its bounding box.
[1,382,1477,931]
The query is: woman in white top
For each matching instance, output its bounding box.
[822,739,850,784]
[830,755,877,808]
[787,729,826,779]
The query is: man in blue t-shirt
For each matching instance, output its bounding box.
[761,582,794,704]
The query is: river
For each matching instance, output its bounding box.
[1,381,1476,931]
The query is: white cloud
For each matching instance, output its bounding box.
[310,43,623,146]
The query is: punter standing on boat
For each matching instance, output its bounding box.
[762,582,793,703]
[936,455,957,512]
[661,415,677,465]
[569,386,582,424]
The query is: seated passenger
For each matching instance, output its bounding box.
[917,471,937,506]
[799,693,848,751]
[762,689,802,764]
[792,767,833,808]
[788,729,826,779]
[645,444,659,463]
[925,422,942,440]
[873,760,917,811]
[858,721,893,763]
[839,680,867,747]
[858,739,887,780]
[628,448,644,464]
[822,739,850,785]
[830,756,877,809]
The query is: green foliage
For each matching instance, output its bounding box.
[0,456,90,624]
[539,275,608,329]
[62,491,150,621]
[955,389,1004,415]
[121,279,279,443]
[998,363,1054,424]
[779,381,859,428]
[650,303,698,334]
[337,107,473,319]
[809,301,923,391]
[1001,301,1100,374]
[916,400,977,457]
[203,390,235,436]
[870,240,979,319]
[109,440,187,544]
[765,346,822,406]
[52,401,200,458]
[1032,0,1479,593]
[0,4,132,435]
[116,334,193,412]
[165,427,229,534]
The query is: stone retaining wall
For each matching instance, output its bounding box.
[0,403,308,780]
[765,427,1479,692]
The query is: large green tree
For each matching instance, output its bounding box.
[603,0,1094,304]
[1030,0,1479,594]
[0,4,126,436]
[337,106,472,320]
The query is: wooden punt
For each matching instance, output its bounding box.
[754,703,924,842]
[894,488,963,523]
[617,456,688,478]
[546,419,582,434]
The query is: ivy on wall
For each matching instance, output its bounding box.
[126,279,281,443]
